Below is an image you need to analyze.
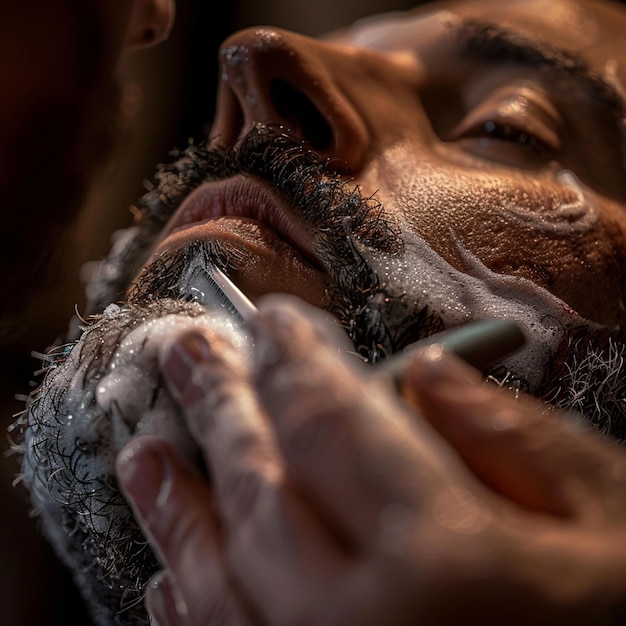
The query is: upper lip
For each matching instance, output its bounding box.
[156,175,325,269]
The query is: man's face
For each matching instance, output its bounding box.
[17,1,626,624]
[126,0,626,384]
[325,0,626,329]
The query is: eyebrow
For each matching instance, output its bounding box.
[456,18,626,128]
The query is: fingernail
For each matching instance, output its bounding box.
[116,439,171,525]
[146,574,168,626]
[146,571,188,626]
[162,332,212,407]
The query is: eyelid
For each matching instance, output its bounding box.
[450,85,563,152]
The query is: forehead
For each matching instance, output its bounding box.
[333,0,626,91]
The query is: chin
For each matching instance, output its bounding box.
[15,299,248,626]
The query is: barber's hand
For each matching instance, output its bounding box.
[116,330,258,626]
[117,296,626,626]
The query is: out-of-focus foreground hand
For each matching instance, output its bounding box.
[116,296,626,626]
[1,0,176,199]
[0,0,175,339]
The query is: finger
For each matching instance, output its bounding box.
[249,295,481,545]
[402,345,626,519]
[159,329,281,526]
[116,435,255,626]
[146,571,189,626]
[160,329,355,626]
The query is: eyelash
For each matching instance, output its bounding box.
[481,120,552,156]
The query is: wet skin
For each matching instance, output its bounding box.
[121,5,626,623]
[17,2,626,625]
[149,0,626,330]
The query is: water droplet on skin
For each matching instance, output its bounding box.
[221,44,248,68]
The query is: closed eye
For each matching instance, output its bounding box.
[446,85,562,170]
[452,119,556,168]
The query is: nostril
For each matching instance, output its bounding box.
[270,79,332,152]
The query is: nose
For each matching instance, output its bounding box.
[210,28,368,172]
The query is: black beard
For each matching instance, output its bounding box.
[13,124,626,626]
[537,327,626,443]
[14,125,448,626]
[83,124,443,363]
[15,299,210,626]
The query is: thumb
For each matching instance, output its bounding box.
[402,346,625,519]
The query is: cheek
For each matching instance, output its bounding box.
[368,150,626,327]
[481,221,626,327]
